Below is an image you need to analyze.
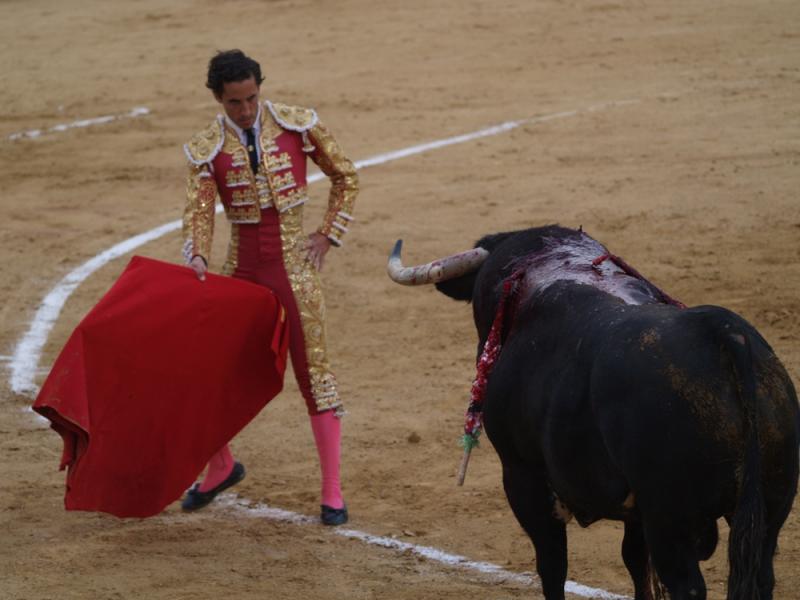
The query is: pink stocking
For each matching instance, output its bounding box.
[310,410,344,509]
[198,443,235,492]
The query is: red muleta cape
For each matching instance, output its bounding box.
[33,256,289,518]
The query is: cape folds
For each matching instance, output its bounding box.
[33,256,289,518]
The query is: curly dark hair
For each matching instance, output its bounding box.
[206,50,265,96]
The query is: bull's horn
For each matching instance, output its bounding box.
[387,239,489,286]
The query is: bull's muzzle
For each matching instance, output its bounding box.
[386,239,489,285]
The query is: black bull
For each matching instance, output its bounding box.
[388,225,799,600]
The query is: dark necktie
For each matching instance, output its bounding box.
[245,128,259,173]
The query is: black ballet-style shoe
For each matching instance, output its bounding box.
[320,504,348,526]
[181,462,246,511]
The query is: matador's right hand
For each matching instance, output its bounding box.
[190,255,207,282]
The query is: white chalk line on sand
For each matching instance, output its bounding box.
[202,494,629,599]
[8,99,639,599]
[7,107,151,141]
[8,97,638,397]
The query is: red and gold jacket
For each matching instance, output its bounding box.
[182,100,359,271]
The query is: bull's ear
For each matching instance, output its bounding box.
[474,231,518,252]
[435,271,478,302]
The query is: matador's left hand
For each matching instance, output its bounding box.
[305,232,332,271]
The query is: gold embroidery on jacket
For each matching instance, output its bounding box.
[268,101,318,131]
[270,171,296,192]
[226,203,260,223]
[213,125,261,223]
[278,203,341,412]
[266,152,293,173]
[225,169,251,188]
[256,177,273,208]
[184,118,224,165]
[308,121,359,246]
[182,165,217,262]
[260,109,284,143]
[231,188,258,207]
[221,223,240,276]
[274,186,308,213]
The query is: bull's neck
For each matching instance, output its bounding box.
[518,235,657,306]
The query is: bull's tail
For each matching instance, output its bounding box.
[725,329,766,600]
[646,556,669,600]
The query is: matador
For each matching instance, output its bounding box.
[180,50,358,525]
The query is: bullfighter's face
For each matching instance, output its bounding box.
[215,76,260,130]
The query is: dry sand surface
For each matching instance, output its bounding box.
[1,0,799,598]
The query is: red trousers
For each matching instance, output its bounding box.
[232,207,321,415]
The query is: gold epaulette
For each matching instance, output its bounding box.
[183,117,225,166]
[266,100,319,133]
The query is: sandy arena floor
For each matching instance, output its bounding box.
[1,1,798,598]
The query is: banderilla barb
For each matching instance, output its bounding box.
[457,431,481,485]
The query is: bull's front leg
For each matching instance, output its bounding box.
[502,462,567,599]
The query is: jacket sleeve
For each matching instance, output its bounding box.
[307,121,359,247]
[181,163,217,264]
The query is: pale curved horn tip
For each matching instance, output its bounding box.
[390,239,403,259]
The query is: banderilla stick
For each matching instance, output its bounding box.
[456,445,473,486]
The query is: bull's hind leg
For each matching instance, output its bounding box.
[502,462,567,600]
[642,519,706,600]
[622,519,656,600]
[757,464,799,600]
[756,529,778,600]
[755,495,795,600]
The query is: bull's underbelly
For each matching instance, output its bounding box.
[488,402,741,527]
[542,448,635,526]
[483,324,754,524]
[484,404,635,524]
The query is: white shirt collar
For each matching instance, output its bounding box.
[223,103,262,147]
